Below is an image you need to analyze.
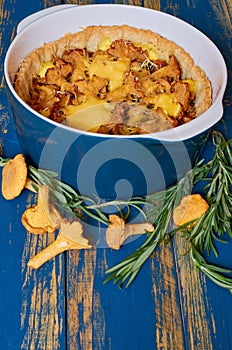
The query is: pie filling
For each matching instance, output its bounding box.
[15,28,211,135]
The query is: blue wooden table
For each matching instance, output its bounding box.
[0,1,231,349]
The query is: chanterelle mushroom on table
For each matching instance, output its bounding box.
[1,154,27,200]
[27,221,92,269]
[173,194,209,227]
[21,185,62,234]
[106,214,154,250]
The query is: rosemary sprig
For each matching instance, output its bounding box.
[190,132,232,252]
[105,131,232,291]
[191,246,232,293]
[26,166,153,225]
[104,168,194,287]
[28,165,110,225]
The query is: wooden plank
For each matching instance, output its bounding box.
[0,109,67,348]
[67,240,160,350]
[20,206,66,350]
[151,242,185,350]
[171,0,232,347]
[173,235,214,350]
[0,1,66,349]
[168,1,232,349]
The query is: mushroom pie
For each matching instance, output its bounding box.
[15,25,212,135]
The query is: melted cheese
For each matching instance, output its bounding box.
[183,79,198,94]
[137,43,159,60]
[37,61,55,77]
[88,55,130,91]
[155,94,181,117]
[98,37,112,51]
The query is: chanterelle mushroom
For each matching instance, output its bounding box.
[21,185,62,234]
[106,214,154,250]
[1,154,27,200]
[173,194,209,227]
[28,220,92,269]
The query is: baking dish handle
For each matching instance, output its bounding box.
[17,4,78,34]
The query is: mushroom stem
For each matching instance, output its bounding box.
[28,233,70,269]
[123,222,154,240]
[27,221,92,269]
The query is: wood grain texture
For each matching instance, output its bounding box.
[173,235,213,350]
[20,193,66,350]
[151,243,185,350]
[67,249,103,350]
[209,0,232,108]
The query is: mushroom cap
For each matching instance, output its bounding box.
[2,154,27,200]
[21,185,62,234]
[106,214,125,250]
[173,194,209,227]
[59,221,92,248]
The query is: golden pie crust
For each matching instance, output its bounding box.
[14,25,212,133]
